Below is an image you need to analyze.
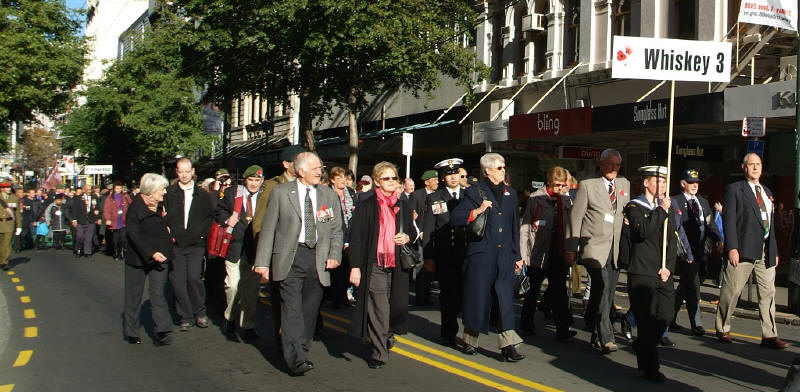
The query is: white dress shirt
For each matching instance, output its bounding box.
[297,181,318,243]
[747,181,772,232]
[447,186,461,199]
[179,181,194,229]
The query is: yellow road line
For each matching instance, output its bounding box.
[14,286,24,292]
[10,277,19,283]
[24,327,37,338]
[6,271,14,276]
[0,384,14,392]
[323,321,348,334]
[730,332,761,342]
[23,309,35,319]
[19,296,30,304]
[395,336,563,392]
[12,350,32,367]
[320,311,351,325]
[391,347,527,392]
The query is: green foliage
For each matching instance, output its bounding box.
[60,18,212,177]
[0,0,86,129]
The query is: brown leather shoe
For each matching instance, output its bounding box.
[716,331,732,343]
[761,337,789,349]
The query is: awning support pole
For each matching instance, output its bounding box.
[459,85,499,124]
[525,62,583,114]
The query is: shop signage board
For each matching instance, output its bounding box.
[738,0,797,31]
[649,142,724,161]
[592,93,723,132]
[509,107,591,140]
[747,140,766,158]
[559,146,604,160]
[85,165,113,175]
[742,117,766,137]
[612,36,732,83]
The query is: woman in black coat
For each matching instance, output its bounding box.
[122,173,175,346]
[348,162,416,369]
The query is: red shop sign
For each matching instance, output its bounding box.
[509,107,592,140]
[559,146,604,160]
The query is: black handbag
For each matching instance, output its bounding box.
[397,202,419,270]
[675,230,689,260]
[466,186,489,241]
[514,265,531,298]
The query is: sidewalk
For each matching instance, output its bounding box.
[610,271,800,326]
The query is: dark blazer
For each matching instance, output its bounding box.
[723,180,778,267]
[451,179,521,261]
[164,183,214,248]
[623,198,678,277]
[67,194,101,225]
[215,185,257,262]
[672,193,722,261]
[409,188,431,228]
[421,187,467,261]
[348,190,417,339]
[125,195,175,269]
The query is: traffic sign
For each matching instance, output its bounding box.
[85,165,113,175]
[742,117,766,137]
[402,133,413,156]
[747,140,765,158]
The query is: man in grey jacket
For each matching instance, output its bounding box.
[566,149,630,354]
[254,152,343,376]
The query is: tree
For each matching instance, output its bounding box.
[20,126,59,174]
[172,0,487,169]
[60,17,212,177]
[0,0,86,145]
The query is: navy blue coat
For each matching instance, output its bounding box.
[723,180,778,267]
[452,179,521,333]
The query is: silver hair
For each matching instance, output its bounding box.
[139,173,169,196]
[599,148,622,162]
[480,153,505,176]
[742,152,762,165]
[293,152,321,174]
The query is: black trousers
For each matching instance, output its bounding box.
[74,223,95,255]
[108,228,127,258]
[123,263,172,338]
[629,274,675,374]
[169,246,207,324]
[279,245,324,369]
[674,259,703,328]
[521,259,571,333]
[435,256,464,341]
[52,231,66,249]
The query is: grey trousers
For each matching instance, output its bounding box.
[75,223,95,255]
[674,259,703,328]
[587,261,618,345]
[123,263,172,337]
[280,245,324,369]
[169,246,207,324]
[368,265,392,362]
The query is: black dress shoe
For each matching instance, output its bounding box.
[126,336,141,344]
[155,332,171,346]
[367,359,385,369]
[555,330,578,341]
[621,318,633,342]
[242,328,259,340]
[462,344,478,356]
[643,371,666,382]
[224,321,239,342]
[291,360,314,375]
[501,345,525,362]
[691,326,706,336]
[386,336,396,350]
[659,336,676,347]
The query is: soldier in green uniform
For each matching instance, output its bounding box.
[0,182,23,270]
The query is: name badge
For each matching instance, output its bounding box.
[55,210,62,216]
[431,201,448,215]
[534,219,546,228]
[8,203,16,208]
[762,211,768,221]
[118,209,123,215]
[604,213,614,223]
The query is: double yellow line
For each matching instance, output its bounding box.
[260,295,562,392]
[2,270,38,392]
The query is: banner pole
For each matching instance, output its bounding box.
[662,80,676,271]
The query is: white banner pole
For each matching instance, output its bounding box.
[406,155,411,180]
[661,80,676,271]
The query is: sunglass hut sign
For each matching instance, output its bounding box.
[612,36,732,83]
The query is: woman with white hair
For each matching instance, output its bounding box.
[122,173,175,346]
[451,153,525,362]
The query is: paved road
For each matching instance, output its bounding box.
[0,250,797,392]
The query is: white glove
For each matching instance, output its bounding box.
[15,228,21,235]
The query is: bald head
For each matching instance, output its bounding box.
[176,158,195,185]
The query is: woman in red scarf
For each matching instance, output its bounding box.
[348,162,416,369]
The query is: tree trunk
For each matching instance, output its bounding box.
[299,91,316,152]
[348,108,358,174]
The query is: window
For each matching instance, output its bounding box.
[675,0,697,39]
[613,0,631,36]
[566,2,581,65]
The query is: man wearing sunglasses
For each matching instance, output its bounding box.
[566,148,630,355]
[422,158,468,347]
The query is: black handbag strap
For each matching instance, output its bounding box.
[476,183,488,202]
[396,199,405,235]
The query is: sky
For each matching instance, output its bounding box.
[65,0,87,31]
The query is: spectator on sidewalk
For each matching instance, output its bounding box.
[103,182,132,260]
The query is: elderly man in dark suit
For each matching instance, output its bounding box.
[452,153,525,362]
[670,169,722,336]
[566,148,630,354]
[69,184,101,258]
[716,153,788,349]
[254,152,343,375]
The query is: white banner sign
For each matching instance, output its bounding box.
[742,117,766,137]
[85,165,113,175]
[612,36,732,82]
[739,0,797,31]
[402,133,413,156]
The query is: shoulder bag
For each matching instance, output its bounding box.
[207,186,244,259]
[396,201,420,270]
[466,185,489,241]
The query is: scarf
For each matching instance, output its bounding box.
[486,178,505,207]
[375,189,399,268]
[340,187,354,228]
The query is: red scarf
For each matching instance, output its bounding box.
[375,189,399,268]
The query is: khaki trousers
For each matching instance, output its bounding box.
[0,231,12,265]
[715,257,777,338]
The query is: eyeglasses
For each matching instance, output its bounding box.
[496,166,506,171]
[460,175,466,178]
[380,176,399,182]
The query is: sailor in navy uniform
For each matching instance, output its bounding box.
[422,158,467,347]
[623,165,678,383]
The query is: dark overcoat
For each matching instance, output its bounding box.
[348,190,416,339]
[451,179,521,333]
[722,180,778,267]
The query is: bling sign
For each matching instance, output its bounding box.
[509,107,591,140]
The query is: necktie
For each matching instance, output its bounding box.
[608,182,616,207]
[85,196,91,213]
[304,187,316,247]
[452,191,457,200]
[755,185,770,236]
[689,198,701,225]
[246,192,255,219]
